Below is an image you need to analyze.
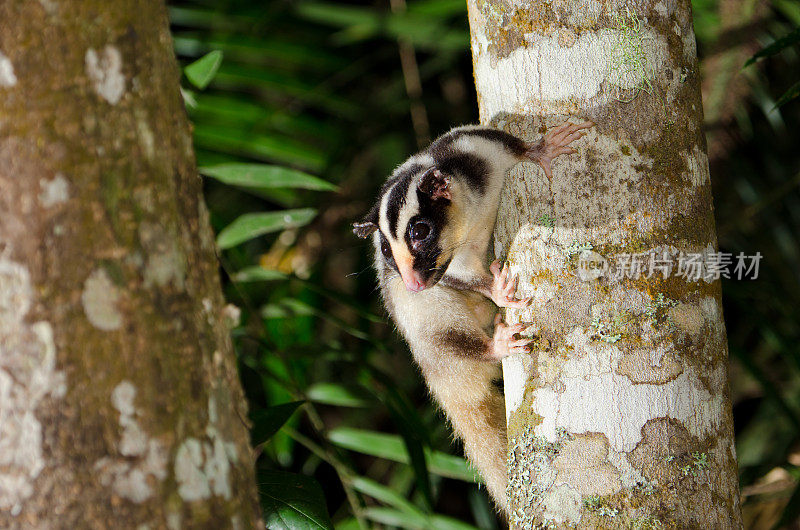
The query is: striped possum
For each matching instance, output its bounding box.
[353,120,593,513]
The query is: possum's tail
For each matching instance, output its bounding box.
[422,359,509,514]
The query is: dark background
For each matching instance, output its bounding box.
[169,1,800,527]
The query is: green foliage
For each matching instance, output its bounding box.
[201,163,339,192]
[746,26,800,66]
[746,26,800,106]
[259,470,334,530]
[328,427,478,482]
[250,401,305,446]
[216,208,317,249]
[184,50,223,89]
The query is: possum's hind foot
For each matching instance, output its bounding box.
[489,313,535,359]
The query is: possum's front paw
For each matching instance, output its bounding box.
[489,260,532,309]
[490,313,535,359]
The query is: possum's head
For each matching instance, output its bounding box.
[354,166,454,292]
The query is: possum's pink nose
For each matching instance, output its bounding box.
[402,273,426,292]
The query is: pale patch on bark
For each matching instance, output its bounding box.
[135,109,156,161]
[37,0,58,15]
[174,433,232,502]
[470,18,668,118]
[0,259,66,513]
[541,483,581,524]
[95,381,168,503]
[502,355,527,424]
[81,268,123,331]
[682,145,711,186]
[669,302,705,335]
[606,446,646,487]
[174,397,236,502]
[166,511,182,530]
[552,433,622,495]
[222,304,242,328]
[139,222,187,290]
[38,174,69,207]
[0,51,17,88]
[532,354,727,452]
[617,343,684,384]
[85,46,126,105]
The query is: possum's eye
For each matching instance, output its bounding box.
[381,239,392,259]
[410,221,431,242]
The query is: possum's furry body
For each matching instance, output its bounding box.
[354,121,592,514]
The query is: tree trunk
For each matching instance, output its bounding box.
[0,2,261,528]
[467,1,742,528]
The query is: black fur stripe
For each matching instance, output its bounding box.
[434,153,488,193]
[385,165,420,238]
[467,129,526,155]
[431,127,526,157]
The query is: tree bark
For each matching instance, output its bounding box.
[0,1,261,528]
[467,1,742,528]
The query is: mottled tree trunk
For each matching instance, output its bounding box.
[467,1,742,528]
[0,1,260,528]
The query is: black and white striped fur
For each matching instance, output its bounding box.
[353,121,593,514]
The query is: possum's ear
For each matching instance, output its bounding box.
[418,168,451,201]
[353,203,379,239]
[353,221,377,238]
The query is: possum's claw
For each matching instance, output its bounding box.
[490,314,535,359]
[525,120,594,180]
[489,260,532,309]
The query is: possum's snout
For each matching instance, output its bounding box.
[400,269,427,292]
[404,277,426,292]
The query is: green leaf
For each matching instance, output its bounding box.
[746,26,800,66]
[193,123,327,171]
[468,487,499,530]
[307,383,371,407]
[216,208,317,249]
[295,3,377,29]
[379,386,433,508]
[200,163,338,191]
[295,3,467,50]
[408,0,466,17]
[232,266,288,283]
[361,508,479,530]
[428,516,481,530]
[262,298,317,319]
[258,470,334,530]
[350,476,424,516]
[362,507,429,529]
[328,427,478,482]
[262,297,372,342]
[184,50,223,89]
[333,518,361,530]
[250,401,304,446]
[775,80,800,108]
[404,437,433,509]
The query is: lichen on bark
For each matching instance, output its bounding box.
[467,0,742,528]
